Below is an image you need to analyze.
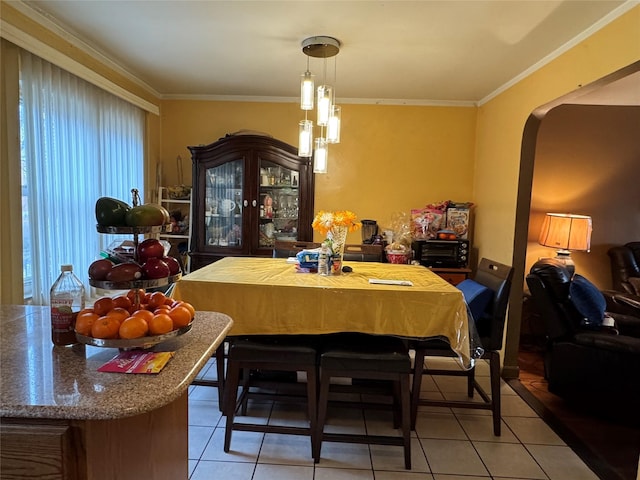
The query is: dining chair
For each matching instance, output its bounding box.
[201,241,321,409]
[223,336,320,454]
[313,333,412,469]
[222,243,324,454]
[410,258,514,436]
[273,240,321,258]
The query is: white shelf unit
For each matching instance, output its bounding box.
[158,186,193,273]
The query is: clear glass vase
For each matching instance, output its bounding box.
[327,225,348,274]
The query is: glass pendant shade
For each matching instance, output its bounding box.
[298,120,313,157]
[313,138,328,173]
[300,71,314,110]
[316,85,332,126]
[326,105,341,144]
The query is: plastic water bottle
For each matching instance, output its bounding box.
[50,264,86,346]
[318,243,330,276]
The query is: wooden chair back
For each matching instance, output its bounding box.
[342,244,384,262]
[273,241,321,259]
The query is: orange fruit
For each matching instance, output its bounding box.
[91,316,120,339]
[106,307,130,325]
[119,316,149,339]
[168,305,192,328]
[93,297,114,316]
[126,288,146,306]
[163,297,175,306]
[132,309,154,324]
[148,292,166,309]
[154,305,171,313]
[75,311,99,336]
[148,313,173,335]
[112,295,132,310]
[178,301,196,318]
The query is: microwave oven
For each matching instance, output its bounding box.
[412,239,470,268]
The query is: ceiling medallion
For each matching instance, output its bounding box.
[301,36,340,58]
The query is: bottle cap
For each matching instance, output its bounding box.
[61,264,73,272]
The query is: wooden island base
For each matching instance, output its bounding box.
[2,392,188,480]
[2,308,232,480]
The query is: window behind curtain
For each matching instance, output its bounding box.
[19,50,144,304]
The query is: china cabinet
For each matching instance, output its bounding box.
[188,134,315,270]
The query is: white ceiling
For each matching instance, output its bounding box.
[18,0,637,104]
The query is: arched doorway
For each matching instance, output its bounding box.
[503,60,640,378]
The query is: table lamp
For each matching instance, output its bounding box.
[538,213,592,276]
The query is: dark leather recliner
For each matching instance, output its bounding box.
[526,258,640,423]
[606,242,640,317]
[608,241,640,294]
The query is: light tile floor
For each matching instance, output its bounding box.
[188,356,600,480]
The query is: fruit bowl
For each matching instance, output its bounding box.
[88,273,182,290]
[76,322,192,350]
[96,224,171,235]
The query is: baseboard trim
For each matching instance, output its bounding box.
[501,365,519,379]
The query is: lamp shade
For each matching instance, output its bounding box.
[538,213,592,252]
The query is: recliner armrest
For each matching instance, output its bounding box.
[574,331,640,354]
[602,290,640,318]
[608,312,640,338]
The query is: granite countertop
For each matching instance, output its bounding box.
[0,305,232,420]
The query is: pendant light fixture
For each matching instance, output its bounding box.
[297,36,341,173]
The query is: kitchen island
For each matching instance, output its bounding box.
[0,305,232,480]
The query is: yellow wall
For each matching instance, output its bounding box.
[159,100,477,244]
[3,0,638,285]
[474,5,640,266]
[5,0,637,256]
[475,5,639,374]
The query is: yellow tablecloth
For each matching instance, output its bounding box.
[172,257,471,363]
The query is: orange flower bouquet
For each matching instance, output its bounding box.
[311,210,362,236]
[312,210,361,274]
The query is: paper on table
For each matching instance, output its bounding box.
[368,278,413,286]
[98,351,175,374]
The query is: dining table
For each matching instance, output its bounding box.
[171,256,476,365]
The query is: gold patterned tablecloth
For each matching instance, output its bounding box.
[172,257,471,363]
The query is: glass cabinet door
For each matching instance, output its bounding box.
[205,160,243,248]
[258,160,300,248]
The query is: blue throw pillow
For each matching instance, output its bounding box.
[569,274,606,326]
[456,279,494,322]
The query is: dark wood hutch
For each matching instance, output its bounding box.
[188,134,315,271]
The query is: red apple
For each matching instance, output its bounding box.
[137,238,165,263]
[88,259,114,280]
[162,256,181,276]
[105,262,143,282]
[142,257,170,279]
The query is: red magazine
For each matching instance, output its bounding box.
[98,351,175,374]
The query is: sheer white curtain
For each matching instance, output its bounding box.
[20,50,144,304]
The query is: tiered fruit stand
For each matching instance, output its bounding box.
[78,190,188,349]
